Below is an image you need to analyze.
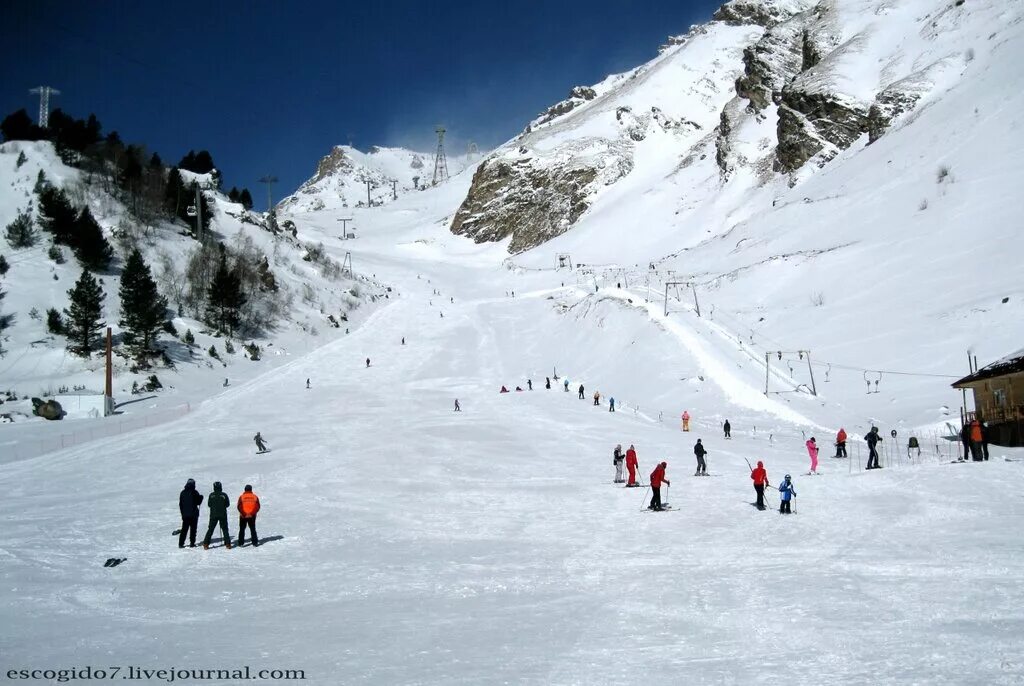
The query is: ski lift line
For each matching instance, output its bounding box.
[809,360,959,379]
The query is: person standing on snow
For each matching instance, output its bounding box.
[778,475,796,514]
[454,399,461,412]
[545,377,551,390]
[253,432,268,453]
[835,427,847,458]
[648,462,671,511]
[202,482,231,550]
[723,420,731,439]
[865,427,882,469]
[613,444,625,483]
[593,390,601,406]
[564,379,569,392]
[609,397,615,413]
[306,378,310,389]
[806,437,819,474]
[681,410,691,432]
[366,358,371,368]
[236,485,261,547]
[751,460,769,510]
[626,445,639,486]
[694,439,708,476]
[969,418,985,461]
[578,384,585,400]
[178,478,204,548]
[527,379,533,391]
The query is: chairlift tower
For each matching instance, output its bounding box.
[29,86,60,127]
[432,126,449,185]
[258,175,278,213]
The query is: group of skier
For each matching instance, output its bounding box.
[178,479,262,549]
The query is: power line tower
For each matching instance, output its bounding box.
[432,126,449,186]
[258,175,278,212]
[29,86,60,127]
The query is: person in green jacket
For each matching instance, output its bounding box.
[202,481,232,550]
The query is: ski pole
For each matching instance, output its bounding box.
[639,486,650,511]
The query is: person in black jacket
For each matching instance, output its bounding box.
[578,384,585,400]
[865,427,883,469]
[694,439,708,475]
[723,420,731,439]
[202,482,232,550]
[178,478,204,548]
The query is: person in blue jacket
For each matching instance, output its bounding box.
[778,475,796,514]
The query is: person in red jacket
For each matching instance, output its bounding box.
[625,445,639,487]
[750,461,768,510]
[236,485,261,547]
[835,428,848,458]
[648,462,670,511]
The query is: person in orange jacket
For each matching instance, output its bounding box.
[648,462,671,511]
[751,461,769,510]
[681,411,691,432]
[625,445,639,486]
[835,428,848,458]
[969,419,985,461]
[236,485,261,547]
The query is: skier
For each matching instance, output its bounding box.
[401,337,405,345]
[778,475,796,514]
[545,377,551,390]
[178,478,204,549]
[500,386,509,393]
[626,445,639,486]
[578,384,585,400]
[723,420,731,439]
[223,378,229,387]
[806,437,819,474]
[609,397,615,413]
[564,379,570,392]
[613,444,625,483]
[681,410,691,432]
[694,439,708,476]
[835,427,847,458]
[648,461,670,511]
[864,427,882,469]
[527,379,533,391]
[593,390,601,406]
[253,432,268,454]
[454,399,461,412]
[306,378,310,389]
[202,481,231,550]
[751,460,768,510]
[907,435,920,458]
[236,485,261,547]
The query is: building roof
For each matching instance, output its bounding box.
[952,347,1024,387]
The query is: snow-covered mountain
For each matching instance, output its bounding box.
[278,144,479,215]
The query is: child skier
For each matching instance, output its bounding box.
[681,410,691,432]
[648,462,670,511]
[694,439,708,476]
[778,475,796,514]
[593,390,601,406]
[806,437,819,474]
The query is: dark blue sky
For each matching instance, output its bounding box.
[2,1,722,203]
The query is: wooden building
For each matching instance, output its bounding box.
[952,348,1024,447]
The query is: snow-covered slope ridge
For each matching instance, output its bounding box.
[279,145,478,215]
[451,0,1020,253]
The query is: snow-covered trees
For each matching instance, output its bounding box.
[205,248,246,336]
[4,210,37,248]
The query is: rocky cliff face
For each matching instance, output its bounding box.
[451,0,989,252]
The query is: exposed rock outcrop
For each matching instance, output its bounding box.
[714,0,813,28]
[775,89,869,172]
[528,86,599,131]
[734,12,809,111]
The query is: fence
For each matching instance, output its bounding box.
[1,403,191,462]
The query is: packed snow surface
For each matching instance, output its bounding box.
[1,176,1022,684]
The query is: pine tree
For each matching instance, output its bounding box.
[46,307,63,334]
[70,208,114,271]
[228,187,239,203]
[0,255,8,276]
[205,249,246,336]
[34,170,48,193]
[238,188,254,210]
[16,151,27,168]
[4,210,36,249]
[119,249,167,356]
[37,185,77,244]
[64,269,105,356]
[1,109,43,142]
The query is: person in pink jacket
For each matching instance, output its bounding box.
[681,411,691,432]
[806,437,819,474]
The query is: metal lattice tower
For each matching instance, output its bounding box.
[258,175,278,212]
[29,86,61,127]
[432,126,449,185]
